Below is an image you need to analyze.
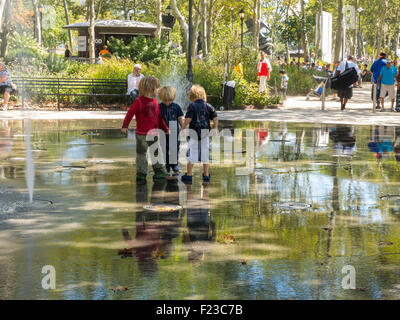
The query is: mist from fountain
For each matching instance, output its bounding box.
[24,119,35,204]
[159,66,191,111]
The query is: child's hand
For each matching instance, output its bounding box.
[121,128,128,135]
[210,128,219,137]
[166,129,170,135]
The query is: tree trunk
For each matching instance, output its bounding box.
[31,0,41,46]
[334,0,343,62]
[89,0,95,63]
[285,0,290,64]
[62,0,73,51]
[315,0,322,56]
[201,0,208,56]
[0,0,6,31]
[171,0,188,53]
[207,1,223,54]
[300,0,309,59]
[0,0,11,57]
[192,12,201,58]
[253,0,260,50]
[155,0,162,39]
[123,0,127,19]
[206,0,215,53]
[351,0,358,56]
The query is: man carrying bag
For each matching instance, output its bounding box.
[331,56,361,111]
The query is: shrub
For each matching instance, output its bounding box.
[5,32,45,65]
[234,77,282,107]
[269,65,323,95]
[107,35,171,65]
[193,60,224,98]
[44,54,68,74]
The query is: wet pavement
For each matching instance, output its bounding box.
[1,119,400,300]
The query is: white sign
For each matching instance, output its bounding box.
[316,11,332,63]
[78,36,87,51]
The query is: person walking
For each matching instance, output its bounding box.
[377,58,398,112]
[257,51,272,93]
[336,56,361,111]
[370,52,387,109]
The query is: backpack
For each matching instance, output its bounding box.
[192,101,210,138]
[331,61,359,90]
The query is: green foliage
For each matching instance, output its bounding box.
[234,78,282,107]
[107,35,170,65]
[44,54,68,74]
[268,65,322,96]
[5,32,45,65]
[193,60,224,98]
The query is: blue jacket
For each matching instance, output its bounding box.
[370,58,387,84]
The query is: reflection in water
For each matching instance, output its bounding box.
[2,120,400,299]
[120,181,183,276]
[184,185,216,264]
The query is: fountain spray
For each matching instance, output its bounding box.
[24,119,35,204]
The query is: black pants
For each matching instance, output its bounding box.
[127,89,139,106]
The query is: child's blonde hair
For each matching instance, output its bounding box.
[189,85,207,102]
[138,76,160,97]
[159,86,176,102]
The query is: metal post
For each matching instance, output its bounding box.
[186,0,194,84]
[372,83,376,113]
[321,80,326,111]
[57,79,60,111]
[92,79,96,108]
[241,18,244,48]
[21,78,25,110]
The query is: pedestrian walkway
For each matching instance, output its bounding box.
[1,84,400,126]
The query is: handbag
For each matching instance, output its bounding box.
[330,62,359,90]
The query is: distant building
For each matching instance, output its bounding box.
[63,19,170,58]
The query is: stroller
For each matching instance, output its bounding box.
[306,75,330,101]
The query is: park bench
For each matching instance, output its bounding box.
[12,77,128,110]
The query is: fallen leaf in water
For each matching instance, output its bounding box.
[217,233,236,244]
[109,285,128,292]
[379,241,394,246]
[240,259,247,265]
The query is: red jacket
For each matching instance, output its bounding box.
[122,96,169,135]
[258,58,272,77]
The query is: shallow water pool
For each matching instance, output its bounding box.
[1,119,400,300]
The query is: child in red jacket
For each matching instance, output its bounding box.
[121,76,170,182]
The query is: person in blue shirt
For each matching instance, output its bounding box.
[370,52,387,109]
[158,86,184,175]
[377,58,399,112]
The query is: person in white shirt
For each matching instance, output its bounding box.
[336,56,361,111]
[127,64,144,104]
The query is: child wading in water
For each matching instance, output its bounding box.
[158,86,184,176]
[180,85,218,185]
[121,76,170,182]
